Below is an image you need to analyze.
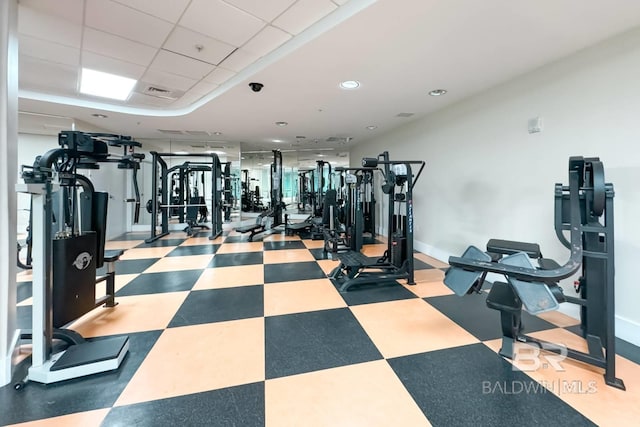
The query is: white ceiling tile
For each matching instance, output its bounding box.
[163,26,236,66]
[179,0,266,47]
[217,49,260,72]
[203,67,236,85]
[223,0,297,22]
[189,80,219,96]
[141,69,197,92]
[273,0,337,35]
[243,25,291,56]
[173,91,207,108]
[18,5,82,48]
[19,0,84,24]
[19,55,79,96]
[111,0,190,23]
[82,51,147,80]
[85,0,174,48]
[20,35,80,67]
[83,28,158,66]
[150,50,215,80]
[128,92,176,107]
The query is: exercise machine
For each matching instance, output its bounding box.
[329,152,425,291]
[15,131,130,387]
[235,150,284,240]
[146,152,223,242]
[443,156,625,390]
[297,169,315,214]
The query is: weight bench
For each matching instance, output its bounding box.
[235,210,273,241]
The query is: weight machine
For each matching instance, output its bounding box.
[146,152,223,242]
[329,152,425,291]
[235,150,284,241]
[443,156,625,390]
[15,131,132,387]
[297,169,315,214]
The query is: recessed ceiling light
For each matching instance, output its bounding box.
[174,151,189,155]
[80,68,137,101]
[366,125,377,130]
[91,113,108,119]
[317,154,325,157]
[275,121,288,127]
[429,89,447,96]
[213,131,222,136]
[339,80,360,90]
[273,139,283,143]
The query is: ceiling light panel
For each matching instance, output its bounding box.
[85,0,174,48]
[141,69,198,92]
[19,56,79,96]
[163,26,236,66]
[111,0,190,23]
[224,0,297,22]
[150,50,215,80]
[83,28,157,66]
[219,49,261,72]
[19,0,84,24]
[18,6,82,48]
[179,0,266,47]
[82,51,147,80]
[19,35,80,67]
[243,25,292,56]
[203,67,237,85]
[273,0,337,35]
[80,68,137,100]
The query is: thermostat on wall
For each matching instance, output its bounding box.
[528,116,543,134]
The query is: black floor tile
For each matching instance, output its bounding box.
[425,292,556,341]
[362,236,382,245]
[116,270,202,296]
[111,233,150,241]
[388,344,595,427]
[336,280,417,306]
[102,382,264,427]
[413,258,434,270]
[210,252,263,267]
[17,281,32,304]
[223,235,251,243]
[136,239,185,248]
[265,308,382,379]
[0,330,162,426]
[263,241,306,251]
[169,286,264,327]
[264,262,326,283]
[166,244,220,257]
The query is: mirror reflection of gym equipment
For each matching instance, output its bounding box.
[146,152,224,242]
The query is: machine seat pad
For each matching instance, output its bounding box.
[486,281,522,313]
[487,239,542,258]
[236,224,264,233]
[103,250,124,262]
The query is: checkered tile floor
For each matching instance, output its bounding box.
[3,227,640,426]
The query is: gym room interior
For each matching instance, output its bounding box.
[1,0,639,426]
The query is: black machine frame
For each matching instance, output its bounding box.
[443,156,625,390]
[329,152,425,291]
[147,151,223,243]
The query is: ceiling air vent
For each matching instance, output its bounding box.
[184,131,212,137]
[396,112,414,118]
[157,129,185,135]
[136,82,184,100]
[326,136,353,143]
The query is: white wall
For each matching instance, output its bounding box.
[351,28,640,345]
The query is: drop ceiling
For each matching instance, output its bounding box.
[16,0,640,154]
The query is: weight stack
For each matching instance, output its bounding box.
[391,235,407,268]
[53,232,97,328]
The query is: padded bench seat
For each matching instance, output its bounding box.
[104,250,124,263]
[236,223,264,234]
[487,239,542,258]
